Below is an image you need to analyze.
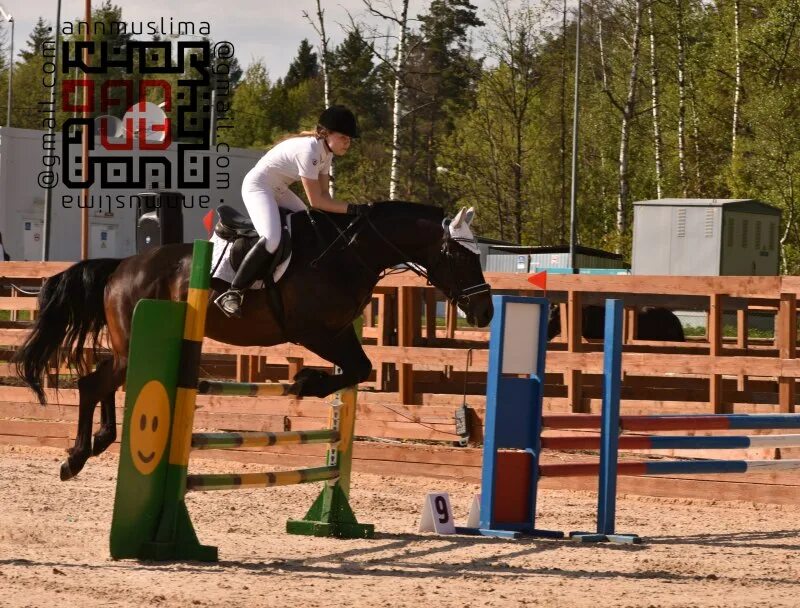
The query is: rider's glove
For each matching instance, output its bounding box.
[347,203,372,217]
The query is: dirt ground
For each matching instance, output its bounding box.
[0,444,798,608]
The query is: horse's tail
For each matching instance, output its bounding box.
[13,258,123,404]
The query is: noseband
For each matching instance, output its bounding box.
[429,235,491,309]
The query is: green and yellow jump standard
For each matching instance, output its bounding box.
[110,240,373,562]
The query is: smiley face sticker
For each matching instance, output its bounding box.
[129,380,171,475]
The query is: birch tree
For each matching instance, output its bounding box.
[597,0,645,246]
[731,0,742,160]
[676,0,689,195]
[304,0,334,195]
[648,1,664,198]
[358,0,410,200]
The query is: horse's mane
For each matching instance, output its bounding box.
[366,201,445,223]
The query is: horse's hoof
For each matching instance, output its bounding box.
[60,461,76,481]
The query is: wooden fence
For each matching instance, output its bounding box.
[2,260,800,503]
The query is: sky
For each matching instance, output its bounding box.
[11,0,514,80]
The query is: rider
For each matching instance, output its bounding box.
[215,105,367,318]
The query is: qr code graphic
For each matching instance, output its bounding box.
[61,40,211,190]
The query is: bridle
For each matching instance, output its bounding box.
[358,214,490,311]
[424,233,491,310]
[307,208,490,314]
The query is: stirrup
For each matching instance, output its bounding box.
[214,289,244,318]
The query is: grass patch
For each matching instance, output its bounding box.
[0,310,32,321]
[683,325,774,339]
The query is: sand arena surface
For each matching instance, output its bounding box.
[0,444,798,608]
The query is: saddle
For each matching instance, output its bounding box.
[213,204,293,277]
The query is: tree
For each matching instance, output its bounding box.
[328,28,391,202]
[357,0,412,200]
[284,39,319,89]
[225,60,273,148]
[330,29,386,130]
[20,17,50,62]
[409,0,484,204]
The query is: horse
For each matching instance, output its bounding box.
[547,304,685,341]
[13,202,494,481]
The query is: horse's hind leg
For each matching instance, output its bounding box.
[62,358,122,481]
[92,366,125,456]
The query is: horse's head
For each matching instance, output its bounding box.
[425,207,494,327]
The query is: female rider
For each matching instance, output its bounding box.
[215,105,365,317]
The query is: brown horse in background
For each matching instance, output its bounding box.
[13,202,493,480]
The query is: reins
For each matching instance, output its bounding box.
[304,208,490,321]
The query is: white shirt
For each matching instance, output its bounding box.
[248,136,332,188]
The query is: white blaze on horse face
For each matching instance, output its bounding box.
[448,207,481,255]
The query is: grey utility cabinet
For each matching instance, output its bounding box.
[632,198,781,276]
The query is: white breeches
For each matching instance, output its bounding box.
[241,168,307,253]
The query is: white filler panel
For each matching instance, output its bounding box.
[501,301,541,375]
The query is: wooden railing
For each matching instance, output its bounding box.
[2,263,800,420]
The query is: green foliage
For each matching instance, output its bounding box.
[12,0,800,270]
[284,39,319,89]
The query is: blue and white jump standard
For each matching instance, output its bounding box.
[457,295,563,539]
[568,299,800,544]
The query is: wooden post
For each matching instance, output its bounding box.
[398,286,415,404]
[287,357,304,382]
[425,289,437,343]
[557,302,568,343]
[445,299,458,337]
[709,293,729,414]
[444,300,458,379]
[567,291,586,413]
[372,293,385,389]
[778,293,797,413]
[10,285,18,322]
[625,307,637,343]
[736,307,748,391]
[236,355,248,382]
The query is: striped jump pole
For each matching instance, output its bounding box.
[197,380,291,397]
[187,466,340,491]
[542,434,800,451]
[543,459,800,477]
[192,429,339,450]
[543,413,800,431]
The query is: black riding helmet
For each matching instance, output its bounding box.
[318,105,360,139]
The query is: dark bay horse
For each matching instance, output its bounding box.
[547,304,685,341]
[14,202,493,480]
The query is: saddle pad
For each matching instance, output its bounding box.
[210,221,293,288]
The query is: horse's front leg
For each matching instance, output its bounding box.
[290,326,372,398]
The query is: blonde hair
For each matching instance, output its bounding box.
[278,125,330,144]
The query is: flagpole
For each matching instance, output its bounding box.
[569,0,582,274]
[42,0,61,260]
[80,0,92,259]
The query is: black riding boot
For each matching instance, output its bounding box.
[215,237,274,318]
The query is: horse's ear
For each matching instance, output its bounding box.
[451,207,465,229]
[465,207,475,225]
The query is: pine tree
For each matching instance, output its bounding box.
[330,29,386,130]
[284,39,319,89]
[20,17,51,62]
[405,0,484,204]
